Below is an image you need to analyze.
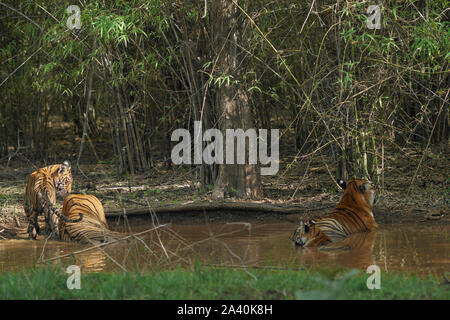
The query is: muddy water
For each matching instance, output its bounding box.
[0,222,448,277]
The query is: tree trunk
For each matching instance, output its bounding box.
[210,0,262,199]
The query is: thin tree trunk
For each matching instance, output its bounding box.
[76,58,95,169]
[211,0,262,199]
[116,87,135,175]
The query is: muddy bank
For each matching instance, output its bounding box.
[104,198,449,226]
[2,198,447,241]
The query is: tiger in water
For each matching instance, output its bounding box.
[24,161,83,239]
[59,194,120,243]
[291,178,378,247]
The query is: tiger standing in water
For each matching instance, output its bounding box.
[291,178,378,247]
[24,161,83,239]
[59,194,120,243]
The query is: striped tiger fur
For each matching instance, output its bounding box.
[24,161,83,239]
[291,178,378,247]
[59,194,121,243]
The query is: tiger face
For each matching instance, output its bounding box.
[53,161,72,196]
[291,220,330,247]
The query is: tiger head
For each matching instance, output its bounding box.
[337,178,378,209]
[54,161,73,196]
[290,220,330,247]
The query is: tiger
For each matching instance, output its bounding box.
[290,178,378,247]
[24,161,83,239]
[59,194,121,243]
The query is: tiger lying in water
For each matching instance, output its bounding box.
[59,194,120,243]
[291,178,378,247]
[24,161,83,239]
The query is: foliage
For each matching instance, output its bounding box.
[0,0,448,191]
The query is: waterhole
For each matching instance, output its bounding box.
[0,222,448,277]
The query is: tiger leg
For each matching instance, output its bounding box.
[27,211,39,239]
[42,207,60,239]
[42,208,53,235]
[48,210,60,239]
[41,208,49,235]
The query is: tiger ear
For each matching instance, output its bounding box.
[62,160,71,169]
[359,182,370,193]
[337,178,346,190]
[58,161,70,174]
[309,219,316,225]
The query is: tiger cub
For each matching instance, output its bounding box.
[24,161,82,239]
[291,178,378,247]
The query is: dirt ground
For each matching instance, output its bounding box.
[0,137,448,240]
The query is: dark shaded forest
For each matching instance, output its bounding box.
[0,0,448,203]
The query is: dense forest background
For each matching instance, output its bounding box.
[0,0,448,199]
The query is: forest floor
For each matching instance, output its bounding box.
[0,138,448,240]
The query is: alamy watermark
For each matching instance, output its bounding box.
[366,264,381,289]
[171,121,279,175]
[66,265,81,290]
[66,5,81,30]
[366,5,382,30]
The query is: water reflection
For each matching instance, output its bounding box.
[0,239,106,273]
[61,248,107,273]
[156,223,449,277]
[293,231,377,270]
[374,224,449,276]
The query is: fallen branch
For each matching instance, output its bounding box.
[105,200,334,218]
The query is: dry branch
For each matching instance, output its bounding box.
[105,200,333,218]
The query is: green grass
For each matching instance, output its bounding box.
[0,265,448,299]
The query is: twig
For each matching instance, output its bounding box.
[13,214,20,227]
[210,234,257,280]
[86,238,128,272]
[300,0,315,34]
[290,133,326,199]
[76,39,96,171]
[39,223,170,263]
[38,231,55,263]
[201,0,207,18]
[146,201,170,261]
[0,47,42,88]
[206,264,305,271]
[0,2,42,31]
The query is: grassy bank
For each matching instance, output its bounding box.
[0,265,448,300]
